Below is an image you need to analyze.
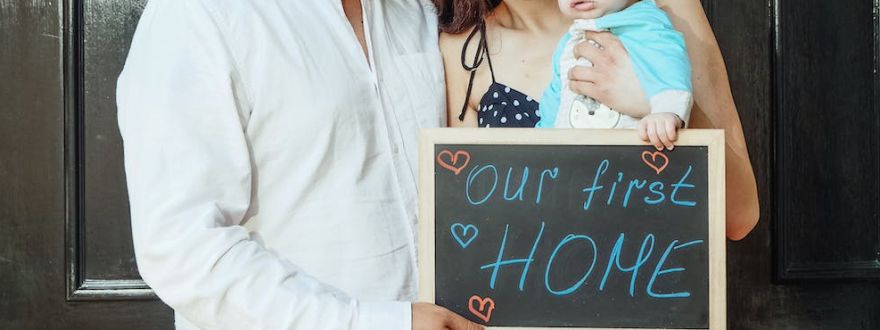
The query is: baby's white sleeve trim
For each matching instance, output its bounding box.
[649,90,693,128]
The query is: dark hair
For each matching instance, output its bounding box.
[434,0,503,34]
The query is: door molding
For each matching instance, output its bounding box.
[771,0,880,280]
[63,0,155,301]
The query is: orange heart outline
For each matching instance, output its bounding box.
[467,295,495,323]
[436,150,471,175]
[641,151,669,174]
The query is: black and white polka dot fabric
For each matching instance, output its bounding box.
[477,83,540,128]
[457,20,542,128]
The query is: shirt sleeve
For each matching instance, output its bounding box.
[115,1,409,329]
[536,35,569,128]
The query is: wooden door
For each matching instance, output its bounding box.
[713,0,880,328]
[0,0,173,328]
[1,0,877,328]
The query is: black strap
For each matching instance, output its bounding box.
[458,20,496,121]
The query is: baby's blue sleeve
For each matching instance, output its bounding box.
[595,0,693,121]
[536,34,570,128]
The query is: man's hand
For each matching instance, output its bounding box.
[569,31,651,118]
[412,302,485,330]
[638,112,684,150]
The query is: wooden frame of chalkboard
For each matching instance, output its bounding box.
[418,128,726,330]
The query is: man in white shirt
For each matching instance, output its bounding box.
[116,0,480,329]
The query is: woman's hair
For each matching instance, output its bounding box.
[434,0,503,34]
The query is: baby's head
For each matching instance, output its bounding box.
[558,0,636,19]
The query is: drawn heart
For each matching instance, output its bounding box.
[436,150,471,175]
[450,223,479,249]
[642,150,669,174]
[468,295,495,323]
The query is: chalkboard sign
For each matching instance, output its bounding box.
[418,129,726,329]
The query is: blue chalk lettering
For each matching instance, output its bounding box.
[646,239,703,299]
[607,172,624,205]
[622,179,647,208]
[644,182,666,205]
[673,240,703,250]
[599,233,655,296]
[479,222,546,290]
[670,165,697,207]
[544,234,598,296]
[535,167,559,204]
[503,166,529,201]
[582,160,610,211]
[466,164,498,205]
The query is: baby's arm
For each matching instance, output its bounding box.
[595,1,693,147]
[630,25,692,149]
[639,87,692,150]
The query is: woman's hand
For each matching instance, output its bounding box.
[568,31,650,118]
[638,113,684,151]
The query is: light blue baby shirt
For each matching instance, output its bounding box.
[537,0,692,128]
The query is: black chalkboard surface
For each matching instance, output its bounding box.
[418,129,726,330]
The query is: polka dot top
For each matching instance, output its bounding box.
[476,83,541,128]
[457,20,541,128]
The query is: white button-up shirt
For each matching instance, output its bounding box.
[116,0,444,329]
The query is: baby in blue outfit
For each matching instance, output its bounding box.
[537,0,692,147]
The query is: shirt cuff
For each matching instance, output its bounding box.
[649,90,693,128]
[356,301,411,330]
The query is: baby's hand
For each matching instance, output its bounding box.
[638,113,684,151]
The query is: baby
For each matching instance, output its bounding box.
[537,0,693,149]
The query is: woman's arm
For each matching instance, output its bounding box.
[440,32,479,127]
[658,0,760,240]
[570,0,760,240]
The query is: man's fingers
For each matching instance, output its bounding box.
[445,310,484,330]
